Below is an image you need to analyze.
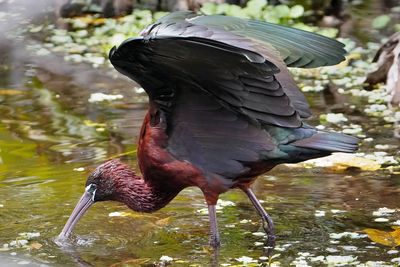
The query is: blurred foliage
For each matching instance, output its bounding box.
[39,2,339,68]
[201,0,305,23]
[372,15,391,30]
[200,0,338,37]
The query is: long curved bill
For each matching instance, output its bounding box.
[57,190,94,240]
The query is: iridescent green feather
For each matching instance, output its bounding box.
[191,14,346,68]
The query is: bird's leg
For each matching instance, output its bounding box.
[210,244,220,267]
[242,187,276,249]
[208,204,221,248]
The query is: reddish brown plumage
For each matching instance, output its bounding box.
[136,103,240,205]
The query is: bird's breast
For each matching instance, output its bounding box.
[137,109,205,190]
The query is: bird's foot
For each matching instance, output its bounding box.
[261,221,276,259]
[262,221,276,248]
[265,233,276,249]
[208,235,221,248]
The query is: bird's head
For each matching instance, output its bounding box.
[85,160,122,201]
[57,160,126,241]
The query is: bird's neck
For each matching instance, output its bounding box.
[111,163,180,213]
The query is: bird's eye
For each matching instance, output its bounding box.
[85,184,97,201]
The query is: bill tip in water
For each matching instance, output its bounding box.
[57,187,96,245]
[54,234,69,247]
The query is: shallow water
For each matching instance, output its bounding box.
[1,1,400,267]
[0,90,399,267]
[0,50,399,267]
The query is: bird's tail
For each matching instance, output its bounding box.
[276,130,359,163]
[291,131,359,153]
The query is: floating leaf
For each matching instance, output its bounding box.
[216,3,231,14]
[363,227,400,247]
[228,5,249,18]
[0,89,25,95]
[274,5,291,18]
[304,153,381,171]
[83,120,106,127]
[292,22,314,32]
[321,113,348,124]
[29,242,42,250]
[290,5,304,18]
[108,211,156,219]
[247,0,267,9]
[316,27,339,38]
[372,15,391,29]
[263,11,280,24]
[153,11,168,20]
[200,2,217,15]
[333,155,381,171]
[155,217,170,227]
[110,258,150,267]
[246,0,267,16]
[74,16,106,27]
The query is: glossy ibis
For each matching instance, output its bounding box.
[58,11,358,248]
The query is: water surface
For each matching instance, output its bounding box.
[0,1,400,266]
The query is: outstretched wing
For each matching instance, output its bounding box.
[141,12,338,119]
[110,32,356,181]
[112,36,302,128]
[191,15,346,68]
[110,35,307,179]
[141,11,346,69]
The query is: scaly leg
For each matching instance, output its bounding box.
[208,205,221,248]
[242,187,276,248]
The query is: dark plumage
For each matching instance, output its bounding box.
[58,11,358,248]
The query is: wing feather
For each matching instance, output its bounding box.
[140,11,320,118]
[109,30,358,181]
[139,36,302,127]
[167,86,275,178]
